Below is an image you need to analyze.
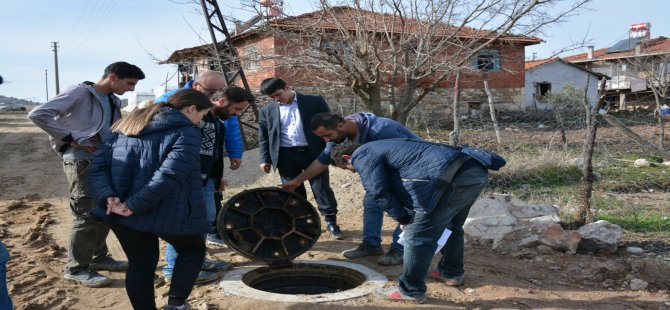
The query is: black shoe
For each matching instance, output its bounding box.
[326,223,345,240]
[342,242,383,259]
[378,247,403,265]
[90,255,128,272]
[163,301,193,310]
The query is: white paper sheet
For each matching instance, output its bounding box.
[398,228,452,255]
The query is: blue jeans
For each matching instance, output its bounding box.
[163,179,215,276]
[0,241,12,310]
[363,193,403,251]
[398,165,488,298]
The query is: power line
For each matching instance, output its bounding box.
[69,0,103,47]
[75,0,119,49]
[64,0,91,45]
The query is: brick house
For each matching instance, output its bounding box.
[563,35,670,111]
[161,6,541,123]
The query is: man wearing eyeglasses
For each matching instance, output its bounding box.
[154,71,247,284]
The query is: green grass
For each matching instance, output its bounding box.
[591,195,626,211]
[597,213,670,233]
[492,164,583,202]
[596,162,670,193]
[488,156,669,234]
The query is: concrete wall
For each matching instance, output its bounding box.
[524,61,600,109]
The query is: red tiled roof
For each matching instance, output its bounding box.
[525,57,609,79]
[524,57,556,70]
[161,6,542,64]
[564,36,670,63]
[159,44,214,64]
[263,6,542,45]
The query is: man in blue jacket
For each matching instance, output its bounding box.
[281,112,419,266]
[330,140,489,303]
[155,73,254,283]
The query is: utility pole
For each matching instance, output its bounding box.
[51,42,60,95]
[45,69,49,101]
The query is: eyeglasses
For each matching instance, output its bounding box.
[196,82,222,97]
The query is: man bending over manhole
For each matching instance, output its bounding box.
[329,140,489,303]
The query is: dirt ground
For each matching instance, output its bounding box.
[1,112,669,310]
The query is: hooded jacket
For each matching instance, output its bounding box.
[28,83,122,155]
[88,107,208,235]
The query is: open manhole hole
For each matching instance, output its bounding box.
[244,262,365,294]
[217,187,387,302]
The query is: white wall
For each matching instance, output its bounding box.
[524,61,600,109]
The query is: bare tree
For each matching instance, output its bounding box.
[578,76,603,227]
[626,54,670,150]
[256,0,590,123]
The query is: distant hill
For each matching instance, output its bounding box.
[0,95,41,106]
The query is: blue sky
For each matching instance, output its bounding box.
[0,0,668,102]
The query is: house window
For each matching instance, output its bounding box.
[536,82,551,99]
[243,45,260,70]
[471,50,501,71]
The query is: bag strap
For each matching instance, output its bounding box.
[439,152,472,184]
[81,81,117,126]
[388,138,475,182]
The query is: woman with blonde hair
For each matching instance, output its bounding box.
[88,88,212,310]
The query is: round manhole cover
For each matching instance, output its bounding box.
[216,187,322,266]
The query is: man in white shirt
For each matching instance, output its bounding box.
[257,78,344,239]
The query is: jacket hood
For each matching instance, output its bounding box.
[137,107,196,136]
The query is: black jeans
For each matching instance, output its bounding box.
[110,223,205,310]
[277,147,338,224]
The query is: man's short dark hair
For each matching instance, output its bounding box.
[102,62,145,80]
[310,112,345,131]
[211,85,255,104]
[330,141,360,167]
[259,78,286,95]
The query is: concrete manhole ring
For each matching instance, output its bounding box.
[219,259,388,303]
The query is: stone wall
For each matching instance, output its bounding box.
[293,84,524,126]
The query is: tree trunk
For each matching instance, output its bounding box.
[366,83,384,117]
[396,110,409,125]
[651,87,666,150]
[578,78,605,227]
[449,70,461,146]
[553,106,568,151]
[483,80,502,144]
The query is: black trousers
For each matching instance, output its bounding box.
[110,222,205,310]
[277,147,338,224]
